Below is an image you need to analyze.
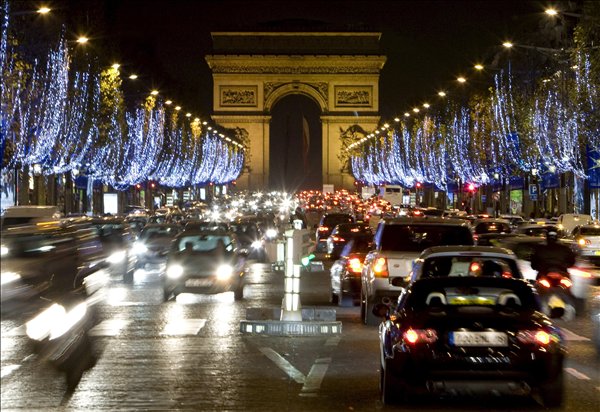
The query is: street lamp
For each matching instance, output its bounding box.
[457,76,466,83]
[37,7,51,14]
[502,41,514,49]
[438,91,447,97]
[474,64,484,71]
[76,36,88,44]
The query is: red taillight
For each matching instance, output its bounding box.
[538,278,551,288]
[517,330,551,345]
[331,236,345,242]
[502,271,513,278]
[469,262,481,272]
[347,257,363,274]
[578,238,591,246]
[318,226,329,232]
[373,257,388,277]
[560,278,572,288]
[403,328,438,345]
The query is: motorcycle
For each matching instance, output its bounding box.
[24,263,108,390]
[535,269,577,321]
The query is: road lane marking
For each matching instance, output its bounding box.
[89,319,131,337]
[259,347,305,384]
[325,336,341,347]
[300,357,331,395]
[564,368,591,380]
[560,328,591,342]
[160,319,206,336]
[1,364,21,379]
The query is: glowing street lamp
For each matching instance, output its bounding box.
[422,103,430,108]
[150,90,159,96]
[502,41,514,49]
[111,63,120,70]
[129,74,138,80]
[545,8,558,16]
[457,76,466,83]
[37,6,51,14]
[404,112,410,117]
[412,107,420,113]
[474,64,484,70]
[438,91,447,97]
[76,36,89,44]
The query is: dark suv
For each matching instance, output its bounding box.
[315,212,355,252]
[360,217,474,325]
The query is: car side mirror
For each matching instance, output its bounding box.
[372,303,390,319]
[549,306,565,319]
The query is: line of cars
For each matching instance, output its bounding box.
[318,208,598,406]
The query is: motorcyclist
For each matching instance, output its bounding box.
[530,230,576,280]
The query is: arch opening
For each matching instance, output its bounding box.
[269,94,322,191]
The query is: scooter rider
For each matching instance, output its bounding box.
[530,229,576,280]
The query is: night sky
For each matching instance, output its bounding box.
[95,0,544,119]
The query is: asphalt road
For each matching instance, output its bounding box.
[1,262,599,411]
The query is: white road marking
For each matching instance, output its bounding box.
[89,319,131,337]
[564,367,591,380]
[259,347,305,384]
[7,325,26,336]
[560,328,591,342]
[160,319,206,336]
[325,336,341,347]
[301,357,331,395]
[1,364,21,379]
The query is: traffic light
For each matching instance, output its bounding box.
[466,183,477,193]
[135,184,141,190]
[415,182,422,189]
[150,182,156,189]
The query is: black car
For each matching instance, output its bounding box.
[326,222,373,259]
[163,230,246,301]
[229,219,267,262]
[133,224,182,272]
[1,221,106,304]
[329,237,374,306]
[315,212,355,252]
[374,276,566,406]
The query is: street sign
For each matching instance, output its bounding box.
[529,184,539,201]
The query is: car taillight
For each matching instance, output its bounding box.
[347,257,363,274]
[517,330,552,346]
[403,328,438,345]
[331,236,345,242]
[578,238,591,246]
[560,277,572,288]
[373,257,388,277]
[538,278,552,288]
[318,226,329,232]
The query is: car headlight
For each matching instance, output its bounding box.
[26,302,87,341]
[107,250,126,264]
[216,264,233,281]
[251,240,263,250]
[1,271,21,285]
[265,229,278,239]
[166,264,184,279]
[132,242,148,255]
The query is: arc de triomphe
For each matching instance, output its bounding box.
[206,32,386,191]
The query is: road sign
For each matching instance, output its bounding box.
[529,184,539,201]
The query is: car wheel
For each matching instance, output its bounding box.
[331,291,339,305]
[538,371,564,407]
[234,284,244,301]
[381,359,404,405]
[360,289,366,324]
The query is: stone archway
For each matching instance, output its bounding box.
[206,32,386,191]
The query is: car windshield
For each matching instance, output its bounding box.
[322,215,354,227]
[580,227,600,236]
[405,278,537,313]
[175,235,232,252]
[141,226,180,240]
[421,256,521,279]
[380,225,473,251]
[475,222,511,234]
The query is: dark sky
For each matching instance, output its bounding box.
[97,0,543,119]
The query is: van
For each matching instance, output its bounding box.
[1,206,62,228]
[557,213,592,235]
[379,185,403,206]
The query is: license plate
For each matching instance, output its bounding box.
[185,278,213,287]
[451,331,508,347]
